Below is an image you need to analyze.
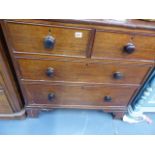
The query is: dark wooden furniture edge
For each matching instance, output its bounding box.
[0,20,26,119]
[0,23,24,112]
[0,109,25,119]
[26,107,126,119]
[0,20,29,107]
[43,19,155,31]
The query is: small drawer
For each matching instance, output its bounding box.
[24,83,138,107]
[92,30,155,61]
[17,57,152,85]
[5,21,92,57]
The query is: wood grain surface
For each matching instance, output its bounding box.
[92,30,155,61]
[23,83,138,107]
[5,22,92,57]
[16,57,152,85]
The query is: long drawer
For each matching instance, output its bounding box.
[4,21,92,57]
[23,83,138,107]
[92,30,155,61]
[17,58,152,85]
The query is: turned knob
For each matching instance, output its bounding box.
[123,43,135,54]
[113,72,123,80]
[48,93,55,101]
[104,96,112,102]
[46,67,54,77]
[44,35,55,49]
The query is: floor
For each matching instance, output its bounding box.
[0,109,155,135]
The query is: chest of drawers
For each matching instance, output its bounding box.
[1,19,155,119]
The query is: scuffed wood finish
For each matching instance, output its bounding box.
[17,57,152,85]
[23,83,138,107]
[92,30,155,61]
[5,22,92,57]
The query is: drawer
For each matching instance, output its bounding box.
[0,89,13,114]
[92,30,155,61]
[24,83,137,107]
[5,21,92,57]
[17,58,152,85]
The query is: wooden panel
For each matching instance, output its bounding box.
[17,58,152,85]
[92,30,155,61]
[5,22,92,57]
[0,89,13,114]
[0,27,23,113]
[24,83,137,107]
[0,73,4,88]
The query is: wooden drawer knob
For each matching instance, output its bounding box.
[48,93,55,101]
[104,96,112,102]
[123,43,135,54]
[113,72,123,80]
[44,35,55,49]
[46,67,54,77]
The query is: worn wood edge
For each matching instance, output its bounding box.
[91,56,155,63]
[13,51,155,65]
[86,29,96,58]
[4,19,93,31]
[1,20,29,106]
[0,109,25,119]
[5,19,155,32]
[47,19,155,31]
[25,106,126,119]
[0,25,24,112]
[21,79,140,87]
[0,48,22,112]
[25,104,127,112]
[14,51,86,59]
[95,28,155,37]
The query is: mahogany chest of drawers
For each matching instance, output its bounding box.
[1,19,155,119]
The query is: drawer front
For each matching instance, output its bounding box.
[92,31,155,61]
[0,89,13,114]
[17,58,152,85]
[5,22,91,57]
[24,83,137,107]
